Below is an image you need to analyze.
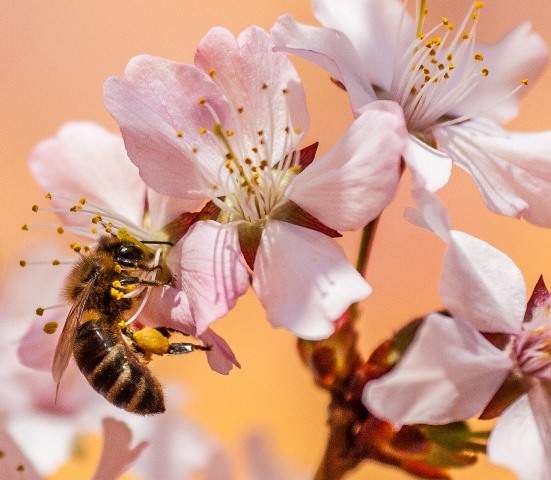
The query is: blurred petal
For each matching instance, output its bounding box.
[404,189,451,241]
[363,313,512,427]
[288,101,406,231]
[200,328,240,374]
[272,14,376,114]
[435,119,551,226]
[91,418,148,480]
[0,419,42,480]
[488,386,551,480]
[167,221,249,335]
[253,221,371,340]
[442,231,527,334]
[29,122,146,227]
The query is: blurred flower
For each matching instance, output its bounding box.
[272,0,551,226]
[363,191,551,480]
[21,121,239,374]
[104,25,408,340]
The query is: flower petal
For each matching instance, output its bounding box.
[0,419,42,480]
[253,221,371,340]
[146,189,204,232]
[403,136,452,192]
[167,221,249,335]
[454,22,548,123]
[195,26,309,160]
[363,313,513,427]
[91,418,148,480]
[29,122,146,228]
[287,101,406,231]
[488,386,551,480]
[312,0,414,92]
[435,119,551,226]
[104,55,231,198]
[442,230,527,334]
[199,328,240,375]
[271,14,376,115]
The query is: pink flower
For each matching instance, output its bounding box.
[363,191,551,479]
[104,26,408,339]
[21,121,239,374]
[271,1,551,226]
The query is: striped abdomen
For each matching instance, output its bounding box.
[73,317,165,415]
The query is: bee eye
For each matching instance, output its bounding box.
[116,244,143,260]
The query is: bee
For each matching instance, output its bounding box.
[53,230,209,415]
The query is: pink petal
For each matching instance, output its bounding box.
[199,328,240,374]
[0,420,42,480]
[435,119,551,226]
[91,418,148,480]
[104,56,231,198]
[271,14,376,115]
[29,122,146,228]
[287,101,406,231]
[167,221,249,335]
[253,221,371,340]
[147,189,204,232]
[442,230,527,334]
[404,189,451,241]
[403,136,452,192]
[312,0,414,92]
[454,22,548,124]
[363,313,512,427]
[195,26,309,160]
[488,385,551,480]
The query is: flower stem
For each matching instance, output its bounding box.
[355,216,380,278]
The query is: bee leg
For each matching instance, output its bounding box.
[118,276,171,288]
[167,342,211,355]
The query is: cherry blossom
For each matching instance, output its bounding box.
[363,191,551,479]
[271,0,551,226]
[20,121,241,375]
[104,26,408,340]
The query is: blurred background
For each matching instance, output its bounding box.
[2,0,551,478]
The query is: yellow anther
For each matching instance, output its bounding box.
[481,68,489,76]
[118,320,126,328]
[209,68,216,78]
[198,127,207,134]
[521,78,529,85]
[43,322,58,334]
[410,86,418,95]
[442,17,449,25]
[79,198,86,205]
[290,165,301,174]
[447,53,453,61]
[19,260,27,267]
[257,130,264,136]
[52,259,60,266]
[126,285,136,292]
[70,206,78,212]
[448,63,455,70]
[36,307,45,316]
[293,126,302,134]
[57,226,64,234]
[91,227,98,234]
[261,82,268,90]
[31,204,39,212]
[192,147,199,153]
[474,1,484,9]
[114,264,122,273]
[198,97,206,105]
[226,130,234,137]
[252,147,259,153]
[92,215,102,224]
[176,130,183,138]
[474,53,484,61]
[112,280,122,288]
[417,33,425,40]
[244,158,252,165]
[45,192,52,199]
[472,12,478,20]
[282,88,289,95]
[446,23,454,30]
[237,107,244,113]
[444,72,450,79]
[105,225,112,233]
[462,33,470,40]
[438,63,445,70]
[21,224,29,231]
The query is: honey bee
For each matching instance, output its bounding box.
[53,230,209,415]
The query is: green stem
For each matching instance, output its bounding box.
[356,216,380,278]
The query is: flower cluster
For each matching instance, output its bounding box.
[6,0,551,478]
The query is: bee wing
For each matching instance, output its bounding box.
[52,273,97,385]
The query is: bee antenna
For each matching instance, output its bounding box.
[141,240,174,246]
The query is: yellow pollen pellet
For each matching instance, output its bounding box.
[481,68,489,76]
[57,226,64,234]
[114,264,122,273]
[198,97,206,104]
[474,53,484,61]
[521,78,528,85]
[462,33,470,40]
[226,130,234,136]
[209,68,216,77]
[43,321,58,334]
[176,130,183,138]
[112,280,122,288]
[45,192,52,199]
[198,127,207,134]
[126,285,136,292]
[36,307,45,316]
[52,259,60,266]
[19,259,27,267]
[31,204,39,212]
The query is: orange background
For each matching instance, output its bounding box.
[2,1,551,479]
